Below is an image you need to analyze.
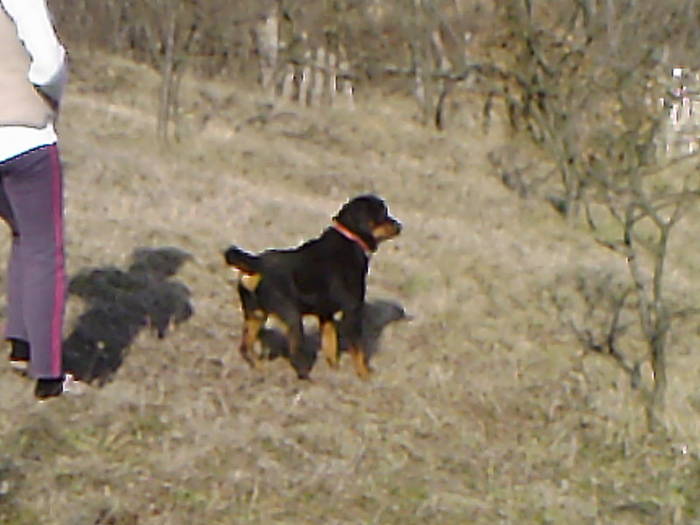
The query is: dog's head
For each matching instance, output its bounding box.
[333,194,402,252]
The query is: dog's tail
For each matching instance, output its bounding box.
[224,245,262,275]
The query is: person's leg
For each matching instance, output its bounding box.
[0,162,31,365]
[0,168,24,338]
[1,145,66,381]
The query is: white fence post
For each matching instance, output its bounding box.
[661,67,700,158]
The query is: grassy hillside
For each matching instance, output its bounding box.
[1,52,700,524]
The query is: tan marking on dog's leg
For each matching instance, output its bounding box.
[239,311,266,370]
[321,321,339,369]
[348,345,372,380]
[240,273,262,292]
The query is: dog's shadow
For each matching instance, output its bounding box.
[258,299,411,368]
[62,247,194,385]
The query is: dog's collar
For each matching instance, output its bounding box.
[332,221,372,255]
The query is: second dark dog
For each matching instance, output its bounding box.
[224,194,402,379]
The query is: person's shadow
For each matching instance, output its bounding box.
[62,247,194,385]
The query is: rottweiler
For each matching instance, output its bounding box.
[223,194,402,379]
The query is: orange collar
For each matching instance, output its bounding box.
[332,221,372,255]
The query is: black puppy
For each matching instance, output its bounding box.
[224,194,402,379]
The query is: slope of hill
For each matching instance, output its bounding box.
[1,52,699,524]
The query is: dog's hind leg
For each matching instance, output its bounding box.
[277,309,312,379]
[239,310,267,369]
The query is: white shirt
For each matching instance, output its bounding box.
[0,0,67,162]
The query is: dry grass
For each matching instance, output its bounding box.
[1,51,700,524]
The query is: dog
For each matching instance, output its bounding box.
[223,194,402,379]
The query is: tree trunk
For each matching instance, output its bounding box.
[158,8,177,143]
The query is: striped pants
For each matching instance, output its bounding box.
[0,144,65,379]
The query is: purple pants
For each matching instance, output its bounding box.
[0,144,65,379]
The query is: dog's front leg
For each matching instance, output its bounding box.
[348,346,372,380]
[320,319,339,369]
[344,307,372,380]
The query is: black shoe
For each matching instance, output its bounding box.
[35,377,64,399]
[8,338,30,361]
[8,339,30,374]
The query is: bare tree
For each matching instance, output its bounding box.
[483,0,700,431]
[50,0,486,126]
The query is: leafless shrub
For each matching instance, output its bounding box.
[476,0,700,432]
[487,146,552,199]
[51,0,267,141]
[460,0,700,429]
[551,268,641,390]
[49,0,495,129]
[551,258,700,433]
[475,0,700,219]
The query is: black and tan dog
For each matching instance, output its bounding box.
[224,194,402,379]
